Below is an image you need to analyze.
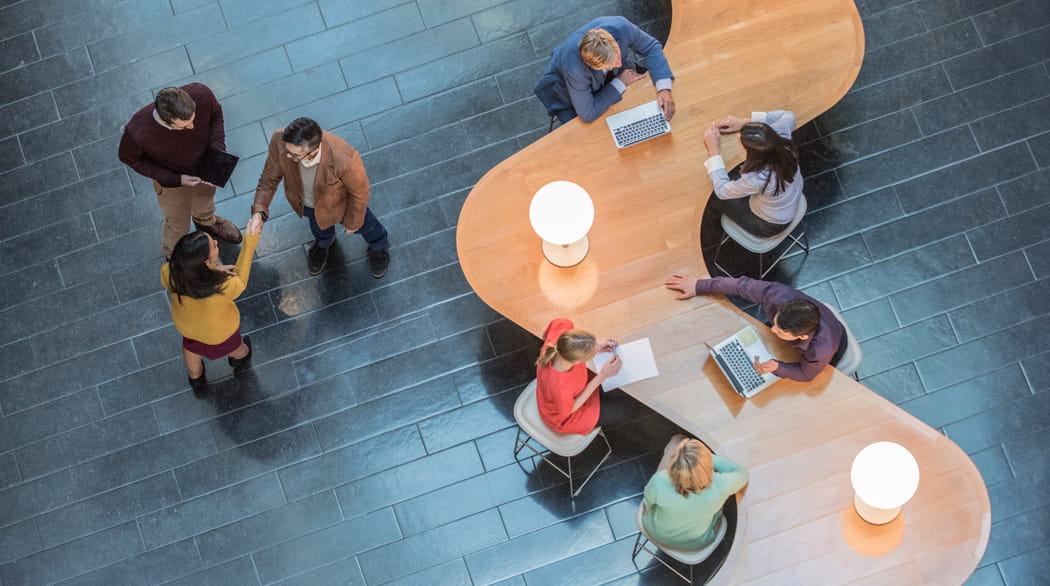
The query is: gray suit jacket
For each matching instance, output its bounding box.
[534,16,674,123]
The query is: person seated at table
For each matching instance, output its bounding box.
[534,16,675,124]
[642,434,749,550]
[703,110,803,237]
[664,275,845,382]
[536,318,636,434]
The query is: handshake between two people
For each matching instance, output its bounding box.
[244,211,360,236]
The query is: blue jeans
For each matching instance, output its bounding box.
[304,206,388,251]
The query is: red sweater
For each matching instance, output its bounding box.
[118,83,226,188]
[536,318,600,435]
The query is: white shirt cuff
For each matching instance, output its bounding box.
[751,111,767,123]
[654,79,673,92]
[704,155,726,173]
[610,78,627,93]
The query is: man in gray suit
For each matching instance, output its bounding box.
[534,16,675,123]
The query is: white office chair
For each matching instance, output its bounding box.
[822,304,863,379]
[632,503,727,583]
[712,196,809,279]
[512,380,612,498]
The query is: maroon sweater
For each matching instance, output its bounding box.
[118,83,226,188]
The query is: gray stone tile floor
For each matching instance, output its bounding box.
[0,0,1047,583]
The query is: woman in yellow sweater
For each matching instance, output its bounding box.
[160,220,261,389]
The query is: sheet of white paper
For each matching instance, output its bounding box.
[592,337,659,391]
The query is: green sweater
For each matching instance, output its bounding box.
[642,455,749,550]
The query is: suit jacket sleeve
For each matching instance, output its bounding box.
[252,132,285,218]
[565,67,622,123]
[339,149,370,231]
[621,18,674,83]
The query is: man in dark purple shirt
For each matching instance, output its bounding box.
[119,84,241,257]
[665,274,847,381]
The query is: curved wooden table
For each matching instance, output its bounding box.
[456,0,990,583]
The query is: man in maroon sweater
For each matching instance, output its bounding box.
[119,84,241,257]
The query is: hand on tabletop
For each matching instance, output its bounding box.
[716,116,748,133]
[598,355,623,379]
[617,68,648,87]
[753,357,778,375]
[703,123,722,156]
[664,273,698,300]
[656,89,675,121]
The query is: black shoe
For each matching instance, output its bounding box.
[367,248,389,279]
[228,335,252,373]
[307,243,329,275]
[188,362,207,391]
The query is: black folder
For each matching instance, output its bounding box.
[192,148,239,188]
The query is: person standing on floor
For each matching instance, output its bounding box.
[249,117,390,278]
[161,219,261,390]
[119,84,242,258]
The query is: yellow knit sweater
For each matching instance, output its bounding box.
[159,233,260,344]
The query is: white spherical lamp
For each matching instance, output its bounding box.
[529,181,595,267]
[850,441,920,525]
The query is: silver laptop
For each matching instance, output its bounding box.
[605,100,670,148]
[706,326,780,398]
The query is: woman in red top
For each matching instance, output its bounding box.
[535,318,624,435]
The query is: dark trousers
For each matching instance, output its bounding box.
[595,388,639,429]
[830,329,849,368]
[304,206,388,251]
[709,196,789,238]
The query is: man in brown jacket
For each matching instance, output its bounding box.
[249,117,389,277]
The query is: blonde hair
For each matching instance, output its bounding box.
[668,439,714,497]
[579,28,618,68]
[536,329,597,367]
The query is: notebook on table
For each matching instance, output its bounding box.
[192,148,239,188]
[605,100,670,148]
[706,326,780,398]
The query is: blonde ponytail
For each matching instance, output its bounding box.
[536,329,597,367]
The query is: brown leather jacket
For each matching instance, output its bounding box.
[252,130,370,231]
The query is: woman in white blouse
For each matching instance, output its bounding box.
[703,110,803,237]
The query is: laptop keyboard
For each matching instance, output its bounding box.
[720,339,766,394]
[612,113,669,147]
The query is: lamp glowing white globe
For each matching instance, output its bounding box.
[850,442,920,524]
[529,181,595,267]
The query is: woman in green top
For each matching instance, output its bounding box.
[642,435,749,550]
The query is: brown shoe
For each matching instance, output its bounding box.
[194,215,242,244]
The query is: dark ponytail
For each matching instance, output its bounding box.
[739,122,798,196]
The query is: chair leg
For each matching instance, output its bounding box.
[548,115,557,133]
[513,428,529,458]
[633,538,694,583]
[758,226,808,279]
[569,429,612,498]
[632,533,647,558]
[711,233,733,277]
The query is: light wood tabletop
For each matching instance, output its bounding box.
[456,0,991,583]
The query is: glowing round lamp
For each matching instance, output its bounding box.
[529,181,595,267]
[850,442,920,525]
